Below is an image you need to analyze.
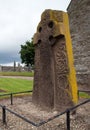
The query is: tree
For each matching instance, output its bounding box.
[19,39,35,67]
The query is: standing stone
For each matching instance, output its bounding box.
[32,10,78,111]
[13,61,16,72]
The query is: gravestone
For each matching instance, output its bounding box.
[32,10,78,111]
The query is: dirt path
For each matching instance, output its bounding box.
[0,76,33,80]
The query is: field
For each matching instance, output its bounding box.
[0,78,33,94]
[0,71,89,98]
[79,92,90,98]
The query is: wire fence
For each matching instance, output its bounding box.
[0,90,90,130]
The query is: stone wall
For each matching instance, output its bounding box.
[0,66,32,72]
[67,0,90,89]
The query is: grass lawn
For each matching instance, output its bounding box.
[0,71,34,77]
[0,78,33,94]
[79,92,90,98]
[0,77,89,100]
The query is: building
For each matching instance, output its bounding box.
[67,0,90,89]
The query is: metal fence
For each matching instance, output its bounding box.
[0,90,33,105]
[0,90,90,130]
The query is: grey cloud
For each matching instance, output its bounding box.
[0,0,71,64]
[0,52,20,64]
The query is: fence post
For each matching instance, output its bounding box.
[2,106,6,124]
[66,109,70,130]
[10,93,13,105]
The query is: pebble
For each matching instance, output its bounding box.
[0,96,90,130]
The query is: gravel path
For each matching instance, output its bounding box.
[0,76,33,80]
[0,96,90,130]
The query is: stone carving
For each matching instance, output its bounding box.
[33,10,78,111]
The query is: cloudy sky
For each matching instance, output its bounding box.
[0,0,71,65]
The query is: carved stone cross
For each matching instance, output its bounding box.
[32,10,78,111]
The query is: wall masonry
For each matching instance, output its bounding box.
[67,0,90,89]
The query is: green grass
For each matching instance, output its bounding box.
[0,71,34,77]
[79,92,90,98]
[0,77,90,100]
[0,78,33,94]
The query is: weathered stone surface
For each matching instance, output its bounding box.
[67,0,90,89]
[33,10,78,111]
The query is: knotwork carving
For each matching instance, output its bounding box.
[33,9,78,111]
